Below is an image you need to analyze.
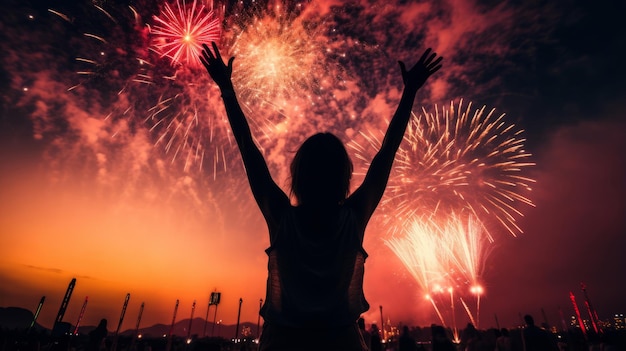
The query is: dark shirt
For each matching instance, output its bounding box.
[260,206,369,327]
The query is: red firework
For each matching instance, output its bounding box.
[151,0,222,67]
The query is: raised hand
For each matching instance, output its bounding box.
[398,48,443,93]
[200,42,235,89]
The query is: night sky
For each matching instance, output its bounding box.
[1,0,625,332]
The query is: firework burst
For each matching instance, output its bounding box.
[366,99,536,238]
[229,9,320,106]
[150,0,222,68]
[222,1,346,132]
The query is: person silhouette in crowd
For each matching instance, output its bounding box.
[369,323,382,351]
[399,325,417,351]
[358,317,372,351]
[88,319,108,351]
[523,314,559,351]
[200,41,442,351]
[431,324,455,351]
[460,323,482,351]
[495,328,512,351]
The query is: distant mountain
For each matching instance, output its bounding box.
[0,307,44,331]
[129,318,260,340]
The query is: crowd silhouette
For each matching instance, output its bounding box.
[2,313,625,351]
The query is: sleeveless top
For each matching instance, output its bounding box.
[260,205,370,327]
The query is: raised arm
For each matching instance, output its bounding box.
[348,48,443,223]
[200,42,289,225]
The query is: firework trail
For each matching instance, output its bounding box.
[469,284,484,328]
[459,297,477,327]
[447,287,460,343]
[386,218,448,292]
[386,214,490,292]
[426,294,447,327]
[441,215,491,285]
[386,214,491,328]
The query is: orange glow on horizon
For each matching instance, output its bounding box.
[0,160,269,329]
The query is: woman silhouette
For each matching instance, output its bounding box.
[201,42,442,351]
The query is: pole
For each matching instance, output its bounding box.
[166,300,180,351]
[569,292,587,339]
[135,302,145,335]
[212,304,219,337]
[129,302,145,351]
[581,282,600,334]
[52,278,76,337]
[186,300,196,342]
[235,298,243,341]
[112,293,131,351]
[203,299,211,337]
[28,296,46,334]
[55,278,76,324]
[73,297,89,335]
[379,305,384,342]
[210,292,221,337]
[257,299,263,341]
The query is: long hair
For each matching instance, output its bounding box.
[290,133,353,206]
